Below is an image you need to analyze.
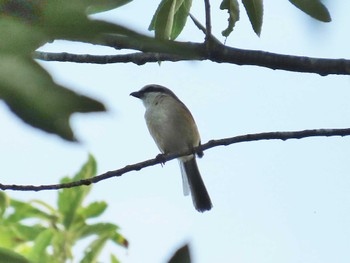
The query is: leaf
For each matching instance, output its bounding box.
[289,0,331,22]
[0,191,9,218]
[86,0,133,14]
[81,235,109,263]
[111,232,129,248]
[27,229,54,262]
[149,0,192,40]
[3,224,46,244]
[242,0,263,36]
[8,199,54,223]
[79,223,118,239]
[110,254,121,263]
[79,201,108,219]
[168,244,191,263]
[0,56,105,141]
[0,247,31,263]
[0,18,46,54]
[58,155,97,228]
[220,0,240,37]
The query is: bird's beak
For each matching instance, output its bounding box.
[130,91,141,98]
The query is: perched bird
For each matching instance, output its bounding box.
[130,84,212,212]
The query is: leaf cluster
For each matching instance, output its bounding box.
[0,155,127,263]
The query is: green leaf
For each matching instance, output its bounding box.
[0,247,31,263]
[80,201,108,219]
[110,254,121,263]
[27,229,54,262]
[81,235,109,263]
[86,0,133,14]
[0,57,105,141]
[58,155,97,228]
[289,0,331,22]
[0,192,9,218]
[149,0,192,40]
[242,0,263,36]
[0,18,46,54]
[8,199,54,223]
[220,0,240,37]
[2,224,46,245]
[168,244,191,263]
[111,232,129,248]
[79,223,118,239]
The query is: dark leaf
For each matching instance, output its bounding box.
[86,0,133,14]
[289,0,331,22]
[0,247,31,263]
[168,244,191,263]
[0,57,105,141]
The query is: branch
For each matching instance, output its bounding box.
[203,0,212,51]
[2,128,350,191]
[34,51,188,65]
[35,41,350,75]
[189,14,221,44]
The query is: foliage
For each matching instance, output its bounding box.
[0,0,331,141]
[0,155,128,263]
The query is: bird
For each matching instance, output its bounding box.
[130,84,212,212]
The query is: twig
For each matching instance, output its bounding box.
[1,128,350,191]
[203,0,212,51]
[189,14,221,44]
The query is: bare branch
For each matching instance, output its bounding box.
[34,51,188,65]
[203,0,213,52]
[189,14,221,44]
[35,41,350,75]
[1,128,350,192]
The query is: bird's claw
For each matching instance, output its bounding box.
[156,154,166,166]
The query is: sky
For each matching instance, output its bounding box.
[1,1,350,263]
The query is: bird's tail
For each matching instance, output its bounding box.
[180,158,212,212]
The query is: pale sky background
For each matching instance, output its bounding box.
[1,1,350,263]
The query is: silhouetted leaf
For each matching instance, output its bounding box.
[168,244,191,263]
[242,0,263,36]
[0,57,105,141]
[220,0,240,37]
[149,0,192,40]
[289,0,331,22]
[86,0,133,14]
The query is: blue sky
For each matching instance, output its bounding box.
[1,1,350,262]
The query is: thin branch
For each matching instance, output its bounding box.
[189,14,221,44]
[203,0,212,51]
[1,128,350,191]
[34,51,188,65]
[35,44,350,76]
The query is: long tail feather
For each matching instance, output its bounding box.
[181,158,212,212]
